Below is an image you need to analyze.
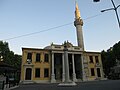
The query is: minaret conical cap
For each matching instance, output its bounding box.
[75,1,81,19]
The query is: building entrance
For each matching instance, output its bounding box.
[54,53,62,81]
[68,54,73,80]
[25,68,32,80]
[97,68,101,77]
[74,54,82,79]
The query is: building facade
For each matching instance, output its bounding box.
[20,3,104,83]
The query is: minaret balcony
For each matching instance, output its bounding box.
[74,18,83,26]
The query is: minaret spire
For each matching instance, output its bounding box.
[75,0,81,19]
[74,1,84,50]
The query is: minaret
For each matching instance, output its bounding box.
[74,2,84,51]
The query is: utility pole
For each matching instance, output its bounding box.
[101,0,120,28]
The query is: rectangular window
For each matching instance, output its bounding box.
[44,54,49,62]
[27,53,32,63]
[27,53,32,59]
[97,68,101,77]
[89,56,93,63]
[95,56,99,63]
[36,53,40,62]
[44,68,49,77]
[91,68,95,76]
[35,68,40,78]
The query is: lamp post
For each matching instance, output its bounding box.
[0,51,3,62]
[101,0,120,28]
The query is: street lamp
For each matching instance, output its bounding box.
[101,0,120,28]
[93,0,100,2]
[0,56,3,62]
[0,51,3,62]
[0,56,3,61]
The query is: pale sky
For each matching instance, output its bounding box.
[0,0,120,55]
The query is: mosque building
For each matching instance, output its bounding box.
[20,2,104,83]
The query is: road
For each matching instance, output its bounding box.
[12,80,120,90]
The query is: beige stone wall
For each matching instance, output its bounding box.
[21,48,51,82]
[21,47,105,83]
[84,52,104,81]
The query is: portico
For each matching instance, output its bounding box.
[51,49,83,83]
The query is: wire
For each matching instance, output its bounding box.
[3,14,102,41]
[4,22,73,41]
[83,13,102,20]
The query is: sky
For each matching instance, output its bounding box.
[0,0,120,55]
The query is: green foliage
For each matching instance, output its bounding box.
[0,41,21,69]
[113,41,120,60]
[101,41,120,76]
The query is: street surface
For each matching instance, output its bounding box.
[12,80,120,90]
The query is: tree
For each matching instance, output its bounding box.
[113,41,120,61]
[14,54,21,69]
[0,41,21,69]
[101,41,120,76]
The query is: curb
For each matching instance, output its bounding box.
[5,85,19,90]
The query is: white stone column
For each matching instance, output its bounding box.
[58,42,76,86]
[62,53,65,82]
[64,46,70,82]
[72,54,77,82]
[51,53,56,83]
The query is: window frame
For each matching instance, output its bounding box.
[44,54,49,62]
[95,56,99,63]
[91,68,95,76]
[89,56,94,63]
[35,68,40,78]
[44,68,49,78]
[27,52,32,60]
[36,53,41,62]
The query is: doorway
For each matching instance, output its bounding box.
[25,68,32,80]
[97,68,101,77]
[54,53,62,81]
[74,54,82,79]
[68,54,73,80]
